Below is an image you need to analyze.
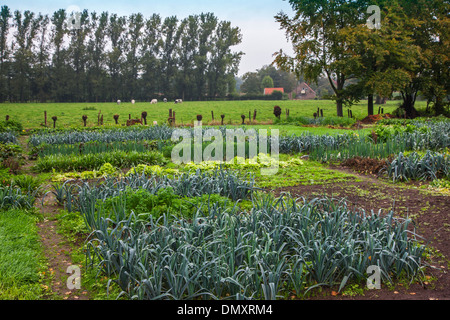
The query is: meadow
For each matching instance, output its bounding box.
[0,99,416,130]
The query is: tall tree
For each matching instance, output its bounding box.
[50,9,69,102]
[86,11,108,102]
[33,14,51,102]
[409,0,449,116]
[207,20,243,98]
[10,10,41,102]
[240,72,262,94]
[0,6,11,102]
[107,13,127,101]
[262,75,274,89]
[123,13,144,100]
[194,13,217,100]
[159,16,182,100]
[140,13,162,100]
[175,15,198,101]
[274,1,370,116]
[0,9,243,103]
[67,9,90,102]
[339,4,420,115]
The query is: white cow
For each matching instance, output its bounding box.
[131,99,135,104]
[151,99,158,104]
[117,100,121,105]
[175,99,183,104]
[163,98,168,103]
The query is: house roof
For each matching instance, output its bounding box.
[264,88,284,95]
[297,82,316,95]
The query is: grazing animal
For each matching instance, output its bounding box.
[163,98,168,102]
[151,99,158,104]
[175,99,183,104]
[131,99,135,104]
[117,100,121,105]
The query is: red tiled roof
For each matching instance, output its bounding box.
[264,88,284,95]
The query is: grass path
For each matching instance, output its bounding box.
[17,136,90,300]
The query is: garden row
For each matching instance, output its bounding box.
[45,169,426,300]
[0,117,448,300]
[22,119,448,183]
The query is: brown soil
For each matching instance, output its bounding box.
[361,113,395,124]
[36,193,90,300]
[340,157,388,175]
[268,170,450,300]
[16,136,90,300]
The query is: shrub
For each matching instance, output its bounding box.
[11,175,42,194]
[0,120,23,133]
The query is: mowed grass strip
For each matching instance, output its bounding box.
[0,100,415,129]
[0,210,45,299]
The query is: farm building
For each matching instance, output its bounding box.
[264,88,285,95]
[291,82,317,100]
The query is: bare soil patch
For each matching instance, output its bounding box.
[340,157,388,175]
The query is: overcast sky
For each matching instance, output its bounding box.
[3,0,295,77]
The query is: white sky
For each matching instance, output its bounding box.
[2,0,295,77]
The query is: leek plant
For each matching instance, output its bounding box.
[36,140,156,157]
[57,168,257,218]
[0,185,37,210]
[81,193,426,300]
[0,131,17,144]
[383,151,450,182]
[35,150,166,172]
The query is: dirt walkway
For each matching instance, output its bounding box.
[268,169,450,300]
[18,135,90,300]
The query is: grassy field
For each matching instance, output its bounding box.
[0,209,45,299]
[0,99,423,130]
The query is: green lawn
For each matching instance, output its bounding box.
[0,99,423,130]
[0,210,45,299]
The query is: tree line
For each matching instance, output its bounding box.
[0,6,243,103]
[239,65,298,96]
[274,0,449,117]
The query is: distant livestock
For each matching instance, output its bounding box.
[131,99,135,104]
[163,98,167,103]
[175,99,183,104]
[117,100,121,105]
[151,99,158,104]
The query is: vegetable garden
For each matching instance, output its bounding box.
[0,109,449,301]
